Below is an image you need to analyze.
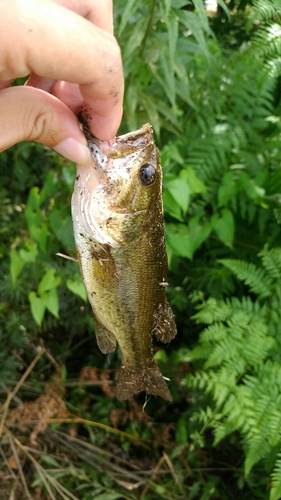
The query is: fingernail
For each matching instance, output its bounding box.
[54,138,93,166]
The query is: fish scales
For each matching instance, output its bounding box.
[71,123,177,401]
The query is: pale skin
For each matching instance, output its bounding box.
[0,0,124,166]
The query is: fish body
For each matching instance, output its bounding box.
[71,123,177,401]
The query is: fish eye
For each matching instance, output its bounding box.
[139,164,156,186]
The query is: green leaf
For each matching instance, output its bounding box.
[117,0,139,37]
[38,269,61,295]
[166,219,211,259]
[164,176,190,215]
[218,259,271,298]
[154,349,168,362]
[26,186,41,210]
[62,164,76,189]
[163,0,172,16]
[29,224,49,251]
[180,11,209,57]
[270,455,281,500]
[123,16,147,60]
[67,276,88,302]
[180,167,206,194]
[41,289,60,318]
[40,455,60,467]
[159,53,176,106]
[49,211,76,254]
[61,365,67,388]
[175,416,188,445]
[28,291,45,326]
[142,94,161,137]
[19,243,38,263]
[10,250,25,284]
[217,0,230,19]
[193,0,212,35]
[211,209,235,248]
[218,171,238,206]
[24,207,42,230]
[163,190,183,220]
[166,224,194,259]
[166,13,179,61]
[39,172,58,203]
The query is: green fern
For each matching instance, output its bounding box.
[218,259,272,298]
[271,454,281,500]
[187,247,281,497]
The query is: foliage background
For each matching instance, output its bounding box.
[2,0,281,498]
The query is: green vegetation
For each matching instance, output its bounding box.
[2,0,281,498]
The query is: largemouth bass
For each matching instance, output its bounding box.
[71,123,177,401]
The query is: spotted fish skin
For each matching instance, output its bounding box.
[71,123,177,401]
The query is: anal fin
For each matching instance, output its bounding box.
[94,319,116,354]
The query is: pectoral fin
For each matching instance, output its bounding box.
[152,298,177,343]
[94,319,116,354]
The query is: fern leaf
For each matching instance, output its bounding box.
[260,248,281,279]
[244,434,271,476]
[218,259,272,298]
[249,0,281,29]
[270,454,281,500]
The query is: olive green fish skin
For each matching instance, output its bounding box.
[71,123,177,401]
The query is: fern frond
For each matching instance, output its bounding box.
[218,259,272,298]
[270,454,281,500]
[249,0,281,25]
[259,248,281,279]
[200,322,228,342]
[244,433,272,476]
[193,295,266,325]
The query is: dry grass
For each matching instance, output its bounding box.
[0,350,188,499]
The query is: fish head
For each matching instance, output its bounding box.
[101,124,162,214]
[73,124,163,246]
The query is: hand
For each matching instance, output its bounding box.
[0,0,124,166]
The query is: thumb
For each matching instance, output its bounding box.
[0,86,93,166]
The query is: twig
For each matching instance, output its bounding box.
[52,429,140,469]
[163,451,187,498]
[8,433,33,500]
[31,459,57,500]
[0,444,18,483]
[9,432,80,500]
[45,416,153,450]
[140,454,166,499]
[0,348,44,439]
[56,253,78,263]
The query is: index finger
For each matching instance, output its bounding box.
[0,0,124,139]
[53,0,114,34]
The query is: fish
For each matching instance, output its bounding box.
[71,123,177,401]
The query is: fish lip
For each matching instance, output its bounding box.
[87,123,154,160]
[87,141,109,174]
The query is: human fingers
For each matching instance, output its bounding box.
[0,86,93,166]
[0,0,123,140]
[25,0,114,98]
[48,0,116,126]
[0,80,15,90]
[26,75,56,93]
[52,0,114,33]
[51,82,83,114]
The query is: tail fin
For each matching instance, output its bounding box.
[115,361,172,401]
